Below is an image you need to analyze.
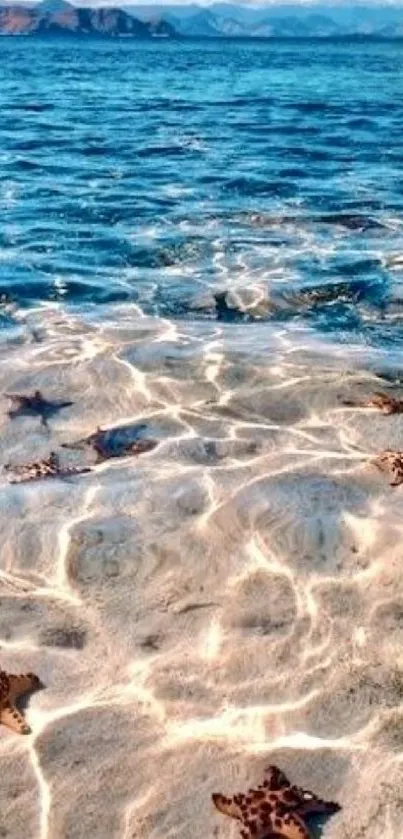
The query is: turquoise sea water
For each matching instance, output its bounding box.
[2,40,403,839]
[1,38,403,347]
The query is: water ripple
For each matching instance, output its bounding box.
[0,38,402,351]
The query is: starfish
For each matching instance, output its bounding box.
[212,765,340,839]
[341,391,403,414]
[373,450,403,486]
[4,451,91,484]
[5,390,74,427]
[61,423,157,464]
[0,668,42,735]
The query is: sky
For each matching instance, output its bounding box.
[67,0,403,5]
[17,0,403,8]
[120,1,403,4]
[90,0,402,3]
[96,0,403,6]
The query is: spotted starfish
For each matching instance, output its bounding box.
[0,669,42,735]
[342,391,403,414]
[4,451,91,484]
[5,390,73,427]
[212,765,340,839]
[373,450,403,486]
[62,423,157,464]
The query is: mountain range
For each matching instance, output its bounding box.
[0,0,176,35]
[0,1,403,38]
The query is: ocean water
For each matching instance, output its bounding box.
[0,38,403,343]
[1,38,403,839]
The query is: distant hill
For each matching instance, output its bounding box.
[1,1,403,38]
[175,8,220,35]
[0,0,178,35]
[126,3,403,38]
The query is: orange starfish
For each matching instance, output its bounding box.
[364,392,403,414]
[373,450,403,486]
[342,391,403,414]
[0,669,42,735]
[212,765,340,839]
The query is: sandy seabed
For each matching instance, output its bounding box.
[1,302,403,839]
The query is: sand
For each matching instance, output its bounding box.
[1,302,403,839]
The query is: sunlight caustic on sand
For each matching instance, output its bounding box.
[54,484,101,604]
[2,36,403,839]
[29,743,52,839]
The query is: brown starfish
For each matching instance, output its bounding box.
[212,765,340,839]
[0,669,42,735]
[373,450,403,486]
[4,452,91,484]
[342,391,403,414]
[5,390,73,428]
[61,423,157,464]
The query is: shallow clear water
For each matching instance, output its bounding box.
[2,38,403,839]
[1,38,403,346]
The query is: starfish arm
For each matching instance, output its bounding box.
[257,811,311,839]
[212,793,245,820]
[5,394,22,404]
[0,702,31,735]
[369,392,403,414]
[130,440,157,456]
[258,765,292,792]
[60,437,76,448]
[95,451,108,464]
[278,811,311,839]
[296,791,340,818]
[8,672,41,701]
[0,671,10,702]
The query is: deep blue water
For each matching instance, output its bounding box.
[1,38,403,346]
